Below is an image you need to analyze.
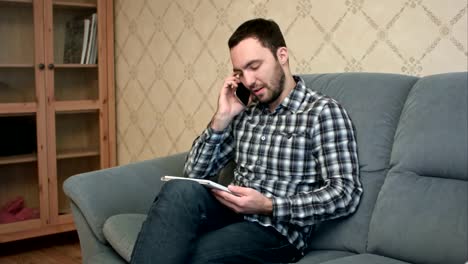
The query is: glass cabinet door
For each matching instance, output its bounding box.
[0,1,44,228]
[0,115,41,225]
[46,0,104,222]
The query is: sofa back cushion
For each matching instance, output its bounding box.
[301,73,417,173]
[301,73,417,253]
[367,72,468,264]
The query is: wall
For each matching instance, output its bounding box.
[114,0,467,165]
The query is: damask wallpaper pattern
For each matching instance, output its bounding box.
[114,0,467,165]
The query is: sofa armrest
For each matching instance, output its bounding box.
[63,152,187,243]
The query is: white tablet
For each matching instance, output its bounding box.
[161,175,234,195]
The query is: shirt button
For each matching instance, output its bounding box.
[256,160,262,165]
[261,136,266,141]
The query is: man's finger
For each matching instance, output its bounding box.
[228,185,250,195]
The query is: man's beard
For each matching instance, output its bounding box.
[257,63,286,106]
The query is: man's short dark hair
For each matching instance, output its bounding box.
[228,18,286,57]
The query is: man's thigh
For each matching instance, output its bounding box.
[190,221,301,264]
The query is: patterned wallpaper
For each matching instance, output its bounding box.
[114,0,467,165]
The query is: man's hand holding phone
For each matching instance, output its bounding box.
[211,74,251,131]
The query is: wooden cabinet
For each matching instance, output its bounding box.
[0,0,115,242]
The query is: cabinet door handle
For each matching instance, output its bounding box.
[48,63,54,69]
[38,63,45,70]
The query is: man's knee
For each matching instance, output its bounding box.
[158,179,208,202]
[147,180,210,217]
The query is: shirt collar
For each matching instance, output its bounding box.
[252,75,308,114]
[279,75,307,113]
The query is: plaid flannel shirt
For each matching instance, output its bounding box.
[184,76,363,253]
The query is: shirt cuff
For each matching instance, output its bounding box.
[202,127,226,144]
[272,196,292,222]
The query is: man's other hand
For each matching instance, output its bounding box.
[212,186,273,215]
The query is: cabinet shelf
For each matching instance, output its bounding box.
[0,153,37,165]
[0,64,34,68]
[0,0,32,6]
[57,148,100,160]
[0,219,41,236]
[0,149,100,165]
[0,0,31,3]
[54,1,96,9]
[55,63,98,68]
[0,103,36,115]
[55,100,100,112]
[0,64,98,68]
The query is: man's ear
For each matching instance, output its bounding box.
[276,47,289,65]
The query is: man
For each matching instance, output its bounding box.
[131,18,363,264]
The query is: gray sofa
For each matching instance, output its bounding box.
[63,72,468,264]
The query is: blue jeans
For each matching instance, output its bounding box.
[130,180,301,263]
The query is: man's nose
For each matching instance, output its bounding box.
[242,73,256,89]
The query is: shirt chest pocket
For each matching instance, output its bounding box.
[268,130,309,173]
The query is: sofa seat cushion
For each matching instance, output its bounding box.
[103,213,146,262]
[297,250,355,263]
[319,253,411,264]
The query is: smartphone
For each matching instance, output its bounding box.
[235,82,251,106]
